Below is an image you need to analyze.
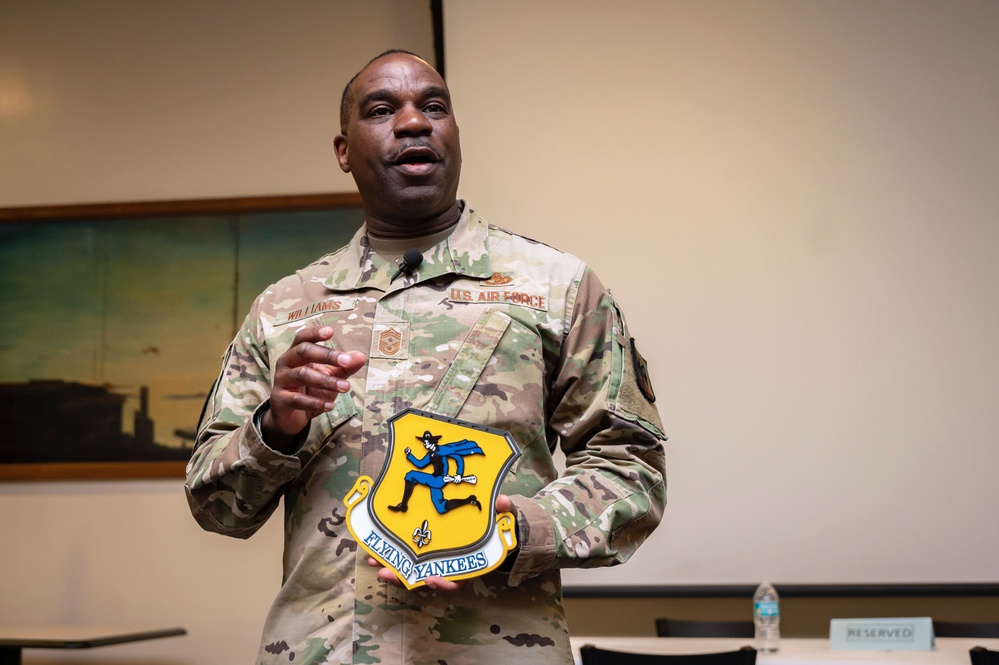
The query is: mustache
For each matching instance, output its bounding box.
[389,140,440,163]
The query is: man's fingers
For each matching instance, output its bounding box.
[287,342,353,370]
[425,576,466,592]
[282,343,367,379]
[273,389,334,414]
[262,330,366,446]
[292,325,336,345]
[368,559,467,593]
[338,350,367,375]
[372,561,406,587]
[287,363,351,393]
[279,326,367,376]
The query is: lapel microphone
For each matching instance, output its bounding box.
[390,248,424,283]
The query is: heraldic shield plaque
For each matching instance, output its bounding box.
[344,409,521,589]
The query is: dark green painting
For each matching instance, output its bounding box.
[0,195,363,478]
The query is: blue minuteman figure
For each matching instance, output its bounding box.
[388,430,484,514]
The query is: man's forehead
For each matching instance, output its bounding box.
[353,54,448,99]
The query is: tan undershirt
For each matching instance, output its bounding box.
[367,224,456,271]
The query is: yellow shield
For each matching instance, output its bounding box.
[345,409,520,588]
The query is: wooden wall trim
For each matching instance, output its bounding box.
[564,583,999,599]
[0,192,362,223]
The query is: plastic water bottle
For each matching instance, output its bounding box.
[753,580,780,652]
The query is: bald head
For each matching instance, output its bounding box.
[339,50,442,132]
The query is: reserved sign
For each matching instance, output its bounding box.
[829,617,934,651]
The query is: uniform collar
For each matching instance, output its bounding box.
[323,200,493,291]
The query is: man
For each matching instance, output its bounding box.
[186,50,666,665]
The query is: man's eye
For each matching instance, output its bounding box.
[425,102,447,114]
[368,106,393,117]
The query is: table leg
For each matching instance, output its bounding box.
[0,646,21,665]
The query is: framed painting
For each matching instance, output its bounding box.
[0,192,364,481]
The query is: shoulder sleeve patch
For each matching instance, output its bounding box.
[630,337,656,403]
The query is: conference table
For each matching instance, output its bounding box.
[570,636,999,665]
[0,626,186,665]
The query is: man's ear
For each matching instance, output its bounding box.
[333,134,350,173]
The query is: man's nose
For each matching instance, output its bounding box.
[394,105,432,136]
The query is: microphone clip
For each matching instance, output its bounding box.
[390,248,425,283]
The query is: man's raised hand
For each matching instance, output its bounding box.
[261,325,366,451]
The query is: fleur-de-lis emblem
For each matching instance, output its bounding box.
[412,520,432,548]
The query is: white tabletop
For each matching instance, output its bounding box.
[571,636,999,665]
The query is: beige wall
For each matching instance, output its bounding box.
[2,2,999,664]
[0,3,432,664]
[447,0,999,589]
[0,0,433,206]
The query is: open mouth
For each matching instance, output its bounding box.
[392,146,440,170]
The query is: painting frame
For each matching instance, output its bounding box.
[0,192,363,482]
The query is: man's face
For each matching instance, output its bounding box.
[334,54,461,228]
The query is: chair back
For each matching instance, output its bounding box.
[656,617,755,639]
[933,621,999,638]
[969,646,999,665]
[579,644,757,665]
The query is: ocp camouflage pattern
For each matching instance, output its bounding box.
[185,202,667,664]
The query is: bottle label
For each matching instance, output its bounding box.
[754,600,779,617]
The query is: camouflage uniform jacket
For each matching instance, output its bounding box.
[186,202,667,665]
